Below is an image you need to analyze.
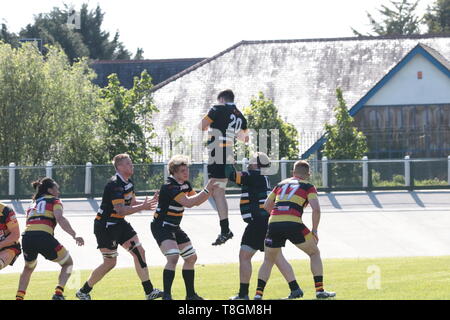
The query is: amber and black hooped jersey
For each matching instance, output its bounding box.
[96,174,135,223]
[25,195,62,235]
[229,169,271,223]
[154,176,196,226]
[0,203,19,242]
[203,103,248,162]
[267,178,318,224]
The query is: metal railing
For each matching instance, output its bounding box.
[1,156,449,199]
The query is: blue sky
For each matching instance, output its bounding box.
[0,0,436,59]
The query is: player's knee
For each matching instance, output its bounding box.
[60,255,73,267]
[165,248,180,266]
[239,249,254,262]
[184,253,197,265]
[25,260,37,270]
[180,245,196,262]
[102,250,118,268]
[0,258,6,270]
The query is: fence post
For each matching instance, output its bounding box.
[404,156,411,187]
[8,162,15,197]
[362,156,369,188]
[85,162,92,196]
[46,161,53,178]
[163,160,169,182]
[322,156,328,188]
[448,156,450,186]
[281,157,287,180]
[203,161,208,186]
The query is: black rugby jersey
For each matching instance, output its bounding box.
[229,169,271,223]
[96,174,135,223]
[154,176,196,226]
[204,103,248,163]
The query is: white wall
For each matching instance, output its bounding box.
[366,54,450,106]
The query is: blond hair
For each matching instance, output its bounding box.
[293,160,310,176]
[168,155,190,175]
[112,153,131,170]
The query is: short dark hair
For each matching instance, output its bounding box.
[217,89,234,102]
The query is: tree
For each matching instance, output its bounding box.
[0,23,20,47]
[352,0,423,36]
[0,42,105,166]
[424,0,450,33]
[323,89,368,160]
[243,92,299,160]
[100,70,160,163]
[134,48,145,60]
[78,4,131,60]
[322,89,368,187]
[19,3,131,62]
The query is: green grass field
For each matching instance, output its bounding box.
[1,256,449,300]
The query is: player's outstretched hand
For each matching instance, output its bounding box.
[74,236,85,246]
[151,191,159,203]
[141,196,155,211]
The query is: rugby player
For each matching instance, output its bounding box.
[151,155,215,300]
[254,160,336,299]
[199,89,249,246]
[0,203,21,272]
[16,178,84,300]
[76,154,162,300]
[228,153,303,300]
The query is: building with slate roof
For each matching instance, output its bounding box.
[148,34,450,161]
[91,58,205,88]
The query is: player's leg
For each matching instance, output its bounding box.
[122,234,148,281]
[77,221,118,300]
[122,230,162,300]
[160,239,180,300]
[86,248,118,285]
[255,246,281,300]
[16,259,37,300]
[229,246,255,300]
[274,252,303,299]
[51,248,73,300]
[230,220,260,300]
[178,239,202,300]
[16,232,38,300]
[0,249,16,270]
[210,164,233,245]
[295,227,335,299]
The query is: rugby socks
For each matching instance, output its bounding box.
[255,279,267,297]
[55,285,64,297]
[80,281,93,294]
[182,269,195,297]
[288,280,300,292]
[239,283,249,298]
[163,269,176,296]
[220,218,230,234]
[16,290,26,300]
[314,276,324,292]
[142,280,154,295]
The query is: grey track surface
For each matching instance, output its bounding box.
[1,190,450,274]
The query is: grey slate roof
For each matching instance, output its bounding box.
[150,34,450,157]
[91,58,205,89]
